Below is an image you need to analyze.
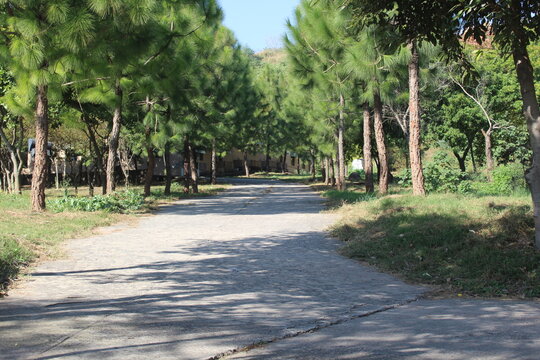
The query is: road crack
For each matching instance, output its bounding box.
[207,296,422,360]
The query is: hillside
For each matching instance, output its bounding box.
[255,48,287,64]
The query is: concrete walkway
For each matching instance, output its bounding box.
[1,179,538,360]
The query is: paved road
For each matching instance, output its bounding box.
[1,179,538,360]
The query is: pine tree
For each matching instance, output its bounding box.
[71,0,221,194]
[348,0,540,249]
[1,0,99,210]
[285,0,353,190]
[346,26,397,194]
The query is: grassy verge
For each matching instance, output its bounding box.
[320,184,408,208]
[0,191,125,293]
[250,172,316,183]
[0,182,231,294]
[328,191,540,298]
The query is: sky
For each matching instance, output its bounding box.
[219,0,301,53]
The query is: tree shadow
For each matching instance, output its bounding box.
[2,179,538,359]
[335,200,540,297]
[155,181,326,216]
[0,230,422,359]
[230,299,540,359]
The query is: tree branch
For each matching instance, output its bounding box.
[143,2,211,66]
[62,77,110,87]
[449,72,494,130]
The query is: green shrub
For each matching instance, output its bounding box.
[492,163,527,194]
[472,163,527,196]
[1,238,33,291]
[457,180,474,194]
[424,152,468,193]
[397,168,412,187]
[397,152,467,193]
[49,190,144,213]
[472,181,496,195]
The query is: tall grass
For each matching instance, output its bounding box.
[332,193,540,298]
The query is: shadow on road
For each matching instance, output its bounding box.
[6,180,532,360]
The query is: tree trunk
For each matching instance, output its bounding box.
[183,137,191,193]
[470,138,477,172]
[5,168,12,193]
[373,92,389,194]
[13,160,21,195]
[458,156,466,172]
[405,145,410,170]
[513,46,540,249]
[363,104,374,193]
[281,150,287,173]
[243,150,250,178]
[335,142,342,190]
[265,142,271,173]
[85,120,106,195]
[88,167,95,197]
[211,138,217,185]
[144,143,155,198]
[106,80,123,194]
[310,151,316,181]
[0,126,21,194]
[31,85,49,211]
[54,158,60,190]
[454,151,467,172]
[62,159,67,185]
[2,171,7,192]
[164,146,172,196]
[374,157,380,181]
[482,128,494,175]
[330,157,336,187]
[189,144,199,193]
[324,157,330,185]
[118,148,130,188]
[337,94,346,191]
[143,116,155,197]
[408,40,426,195]
[73,158,82,196]
[133,155,139,182]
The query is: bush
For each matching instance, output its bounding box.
[49,190,144,213]
[396,152,468,193]
[397,168,412,187]
[472,163,527,196]
[457,180,474,194]
[492,163,527,194]
[424,152,468,193]
[0,238,33,291]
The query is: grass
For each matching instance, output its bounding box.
[0,190,124,293]
[321,184,407,208]
[330,192,540,298]
[0,181,231,294]
[250,172,316,183]
[322,190,377,208]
